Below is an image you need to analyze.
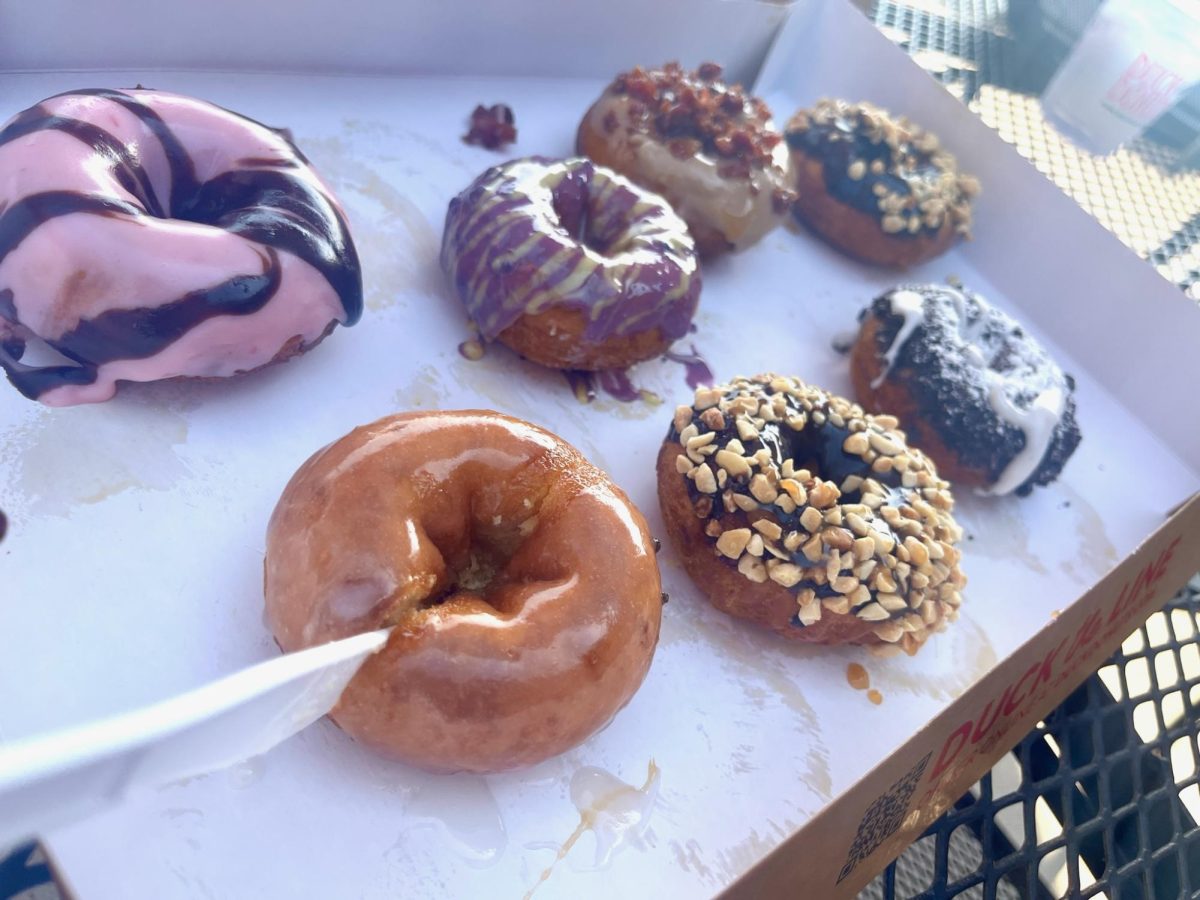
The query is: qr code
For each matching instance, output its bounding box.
[837,752,931,884]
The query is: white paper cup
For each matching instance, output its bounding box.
[1041,0,1200,154]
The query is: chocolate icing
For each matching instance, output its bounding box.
[785,100,977,238]
[667,375,964,643]
[0,89,362,402]
[0,106,164,216]
[675,396,904,549]
[787,124,927,225]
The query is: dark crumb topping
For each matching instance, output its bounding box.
[609,62,783,178]
[863,283,1081,495]
[668,374,965,652]
[786,99,979,237]
[463,104,517,150]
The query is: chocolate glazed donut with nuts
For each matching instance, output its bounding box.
[265,410,663,774]
[657,375,966,654]
[784,99,980,267]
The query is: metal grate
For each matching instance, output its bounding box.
[862,581,1200,899]
[873,0,1200,303]
[873,0,1016,102]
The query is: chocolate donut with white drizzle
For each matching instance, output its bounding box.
[851,283,1082,496]
[0,88,361,406]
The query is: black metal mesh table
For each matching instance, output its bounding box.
[863,579,1200,899]
[860,1,1200,897]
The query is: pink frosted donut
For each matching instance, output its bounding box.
[0,88,362,406]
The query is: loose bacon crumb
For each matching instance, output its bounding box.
[463,104,517,150]
[772,187,798,214]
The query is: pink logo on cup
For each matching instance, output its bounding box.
[1103,53,1185,122]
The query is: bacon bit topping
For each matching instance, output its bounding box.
[609,62,781,170]
[463,104,517,150]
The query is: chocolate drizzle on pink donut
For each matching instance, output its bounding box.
[0,88,362,405]
[441,156,699,346]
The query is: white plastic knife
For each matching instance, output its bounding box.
[0,628,390,851]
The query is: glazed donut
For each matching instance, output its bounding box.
[784,99,979,267]
[441,156,700,371]
[264,410,663,773]
[577,62,793,257]
[851,283,1082,496]
[657,375,965,653]
[0,88,361,406]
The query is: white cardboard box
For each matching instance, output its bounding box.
[1,1,1198,897]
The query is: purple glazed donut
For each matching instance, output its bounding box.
[440,156,701,371]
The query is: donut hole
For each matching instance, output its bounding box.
[549,164,656,259]
[758,419,908,539]
[551,175,615,256]
[760,420,867,491]
[450,547,502,594]
[411,486,555,616]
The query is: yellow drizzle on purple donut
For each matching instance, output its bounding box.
[440,157,700,344]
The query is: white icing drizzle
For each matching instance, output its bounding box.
[871,284,1070,496]
[983,382,1066,496]
[963,344,987,368]
[870,289,925,388]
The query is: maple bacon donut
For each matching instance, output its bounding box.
[0,88,362,406]
[441,156,700,371]
[785,99,979,267]
[577,62,793,257]
[264,410,663,774]
[657,375,965,654]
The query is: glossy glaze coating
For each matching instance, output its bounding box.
[0,88,361,405]
[577,63,793,256]
[264,410,663,773]
[441,156,700,370]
